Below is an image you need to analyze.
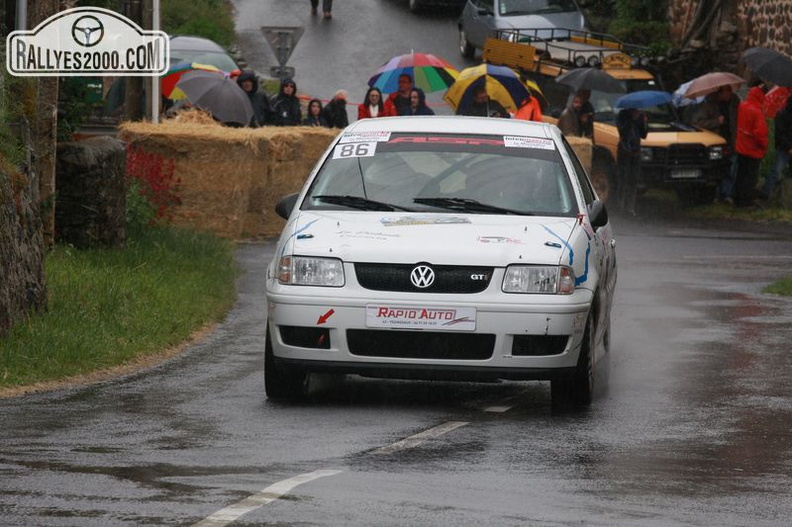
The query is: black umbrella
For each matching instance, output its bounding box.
[742,47,792,87]
[555,67,625,93]
[175,70,254,126]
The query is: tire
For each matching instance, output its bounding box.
[265,329,308,401]
[551,313,595,408]
[459,28,475,58]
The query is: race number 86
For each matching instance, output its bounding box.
[333,141,377,159]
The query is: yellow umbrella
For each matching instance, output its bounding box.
[444,63,530,113]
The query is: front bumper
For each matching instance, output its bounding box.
[266,286,593,381]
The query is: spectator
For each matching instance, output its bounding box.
[405,88,435,115]
[760,94,792,200]
[358,87,390,119]
[691,85,740,203]
[557,94,591,138]
[236,70,274,127]
[514,92,543,122]
[576,89,595,139]
[321,90,350,128]
[457,86,509,118]
[271,78,302,126]
[310,0,333,18]
[616,108,648,215]
[384,74,413,116]
[303,99,327,127]
[734,85,769,208]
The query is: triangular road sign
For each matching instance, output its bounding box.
[261,26,305,67]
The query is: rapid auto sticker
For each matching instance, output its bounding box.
[366,305,476,331]
[339,131,391,143]
[503,136,555,150]
[380,215,471,227]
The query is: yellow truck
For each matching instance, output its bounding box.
[482,28,730,205]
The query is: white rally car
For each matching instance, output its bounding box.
[265,116,617,406]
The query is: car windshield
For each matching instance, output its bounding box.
[588,79,678,126]
[499,0,579,16]
[303,133,577,217]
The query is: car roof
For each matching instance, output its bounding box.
[169,35,227,53]
[344,116,558,138]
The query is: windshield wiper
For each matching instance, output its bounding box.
[313,195,414,212]
[413,197,532,215]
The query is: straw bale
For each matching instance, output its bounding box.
[567,136,592,173]
[119,121,338,239]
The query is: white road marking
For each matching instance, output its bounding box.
[370,421,469,455]
[483,405,513,413]
[192,469,342,527]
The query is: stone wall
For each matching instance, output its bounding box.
[667,0,791,80]
[55,136,127,249]
[0,163,47,336]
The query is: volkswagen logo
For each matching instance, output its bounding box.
[72,15,104,47]
[410,265,435,289]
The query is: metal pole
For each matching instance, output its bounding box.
[16,0,27,29]
[151,0,160,123]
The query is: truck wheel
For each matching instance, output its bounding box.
[590,160,614,204]
[265,329,308,401]
[459,28,475,58]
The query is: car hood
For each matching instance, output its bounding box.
[496,13,585,32]
[282,211,578,266]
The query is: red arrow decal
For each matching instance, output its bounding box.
[317,309,335,325]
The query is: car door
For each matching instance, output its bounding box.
[463,0,497,48]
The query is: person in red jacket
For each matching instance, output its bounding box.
[358,87,392,119]
[383,74,413,116]
[514,93,543,122]
[734,85,769,208]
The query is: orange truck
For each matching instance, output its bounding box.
[482,28,730,205]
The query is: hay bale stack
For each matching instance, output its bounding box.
[566,136,592,173]
[119,118,337,239]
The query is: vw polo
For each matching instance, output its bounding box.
[265,116,617,406]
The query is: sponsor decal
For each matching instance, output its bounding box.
[366,305,477,331]
[336,230,400,240]
[6,7,168,76]
[380,215,471,227]
[503,136,555,150]
[478,236,524,244]
[338,131,391,143]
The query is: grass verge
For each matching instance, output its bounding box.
[0,226,238,392]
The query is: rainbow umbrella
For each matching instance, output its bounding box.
[444,63,529,114]
[368,52,459,94]
[161,62,224,100]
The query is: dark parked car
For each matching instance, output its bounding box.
[407,0,466,13]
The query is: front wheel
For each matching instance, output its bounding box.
[459,28,475,58]
[551,313,595,408]
[265,329,308,401]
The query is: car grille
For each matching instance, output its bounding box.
[354,263,493,293]
[347,330,495,360]
[649,144,709,166]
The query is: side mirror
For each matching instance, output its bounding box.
[275,193,300,220]
[588,200,608,229]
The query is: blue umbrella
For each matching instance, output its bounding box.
[614,90,673,110]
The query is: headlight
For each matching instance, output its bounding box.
[502,265,575,294]
[640,147,653,162]
[709,145,724,160]
[278,256,345,286]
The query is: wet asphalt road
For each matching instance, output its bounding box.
[2,213,792,526]
[3,2,792,525]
